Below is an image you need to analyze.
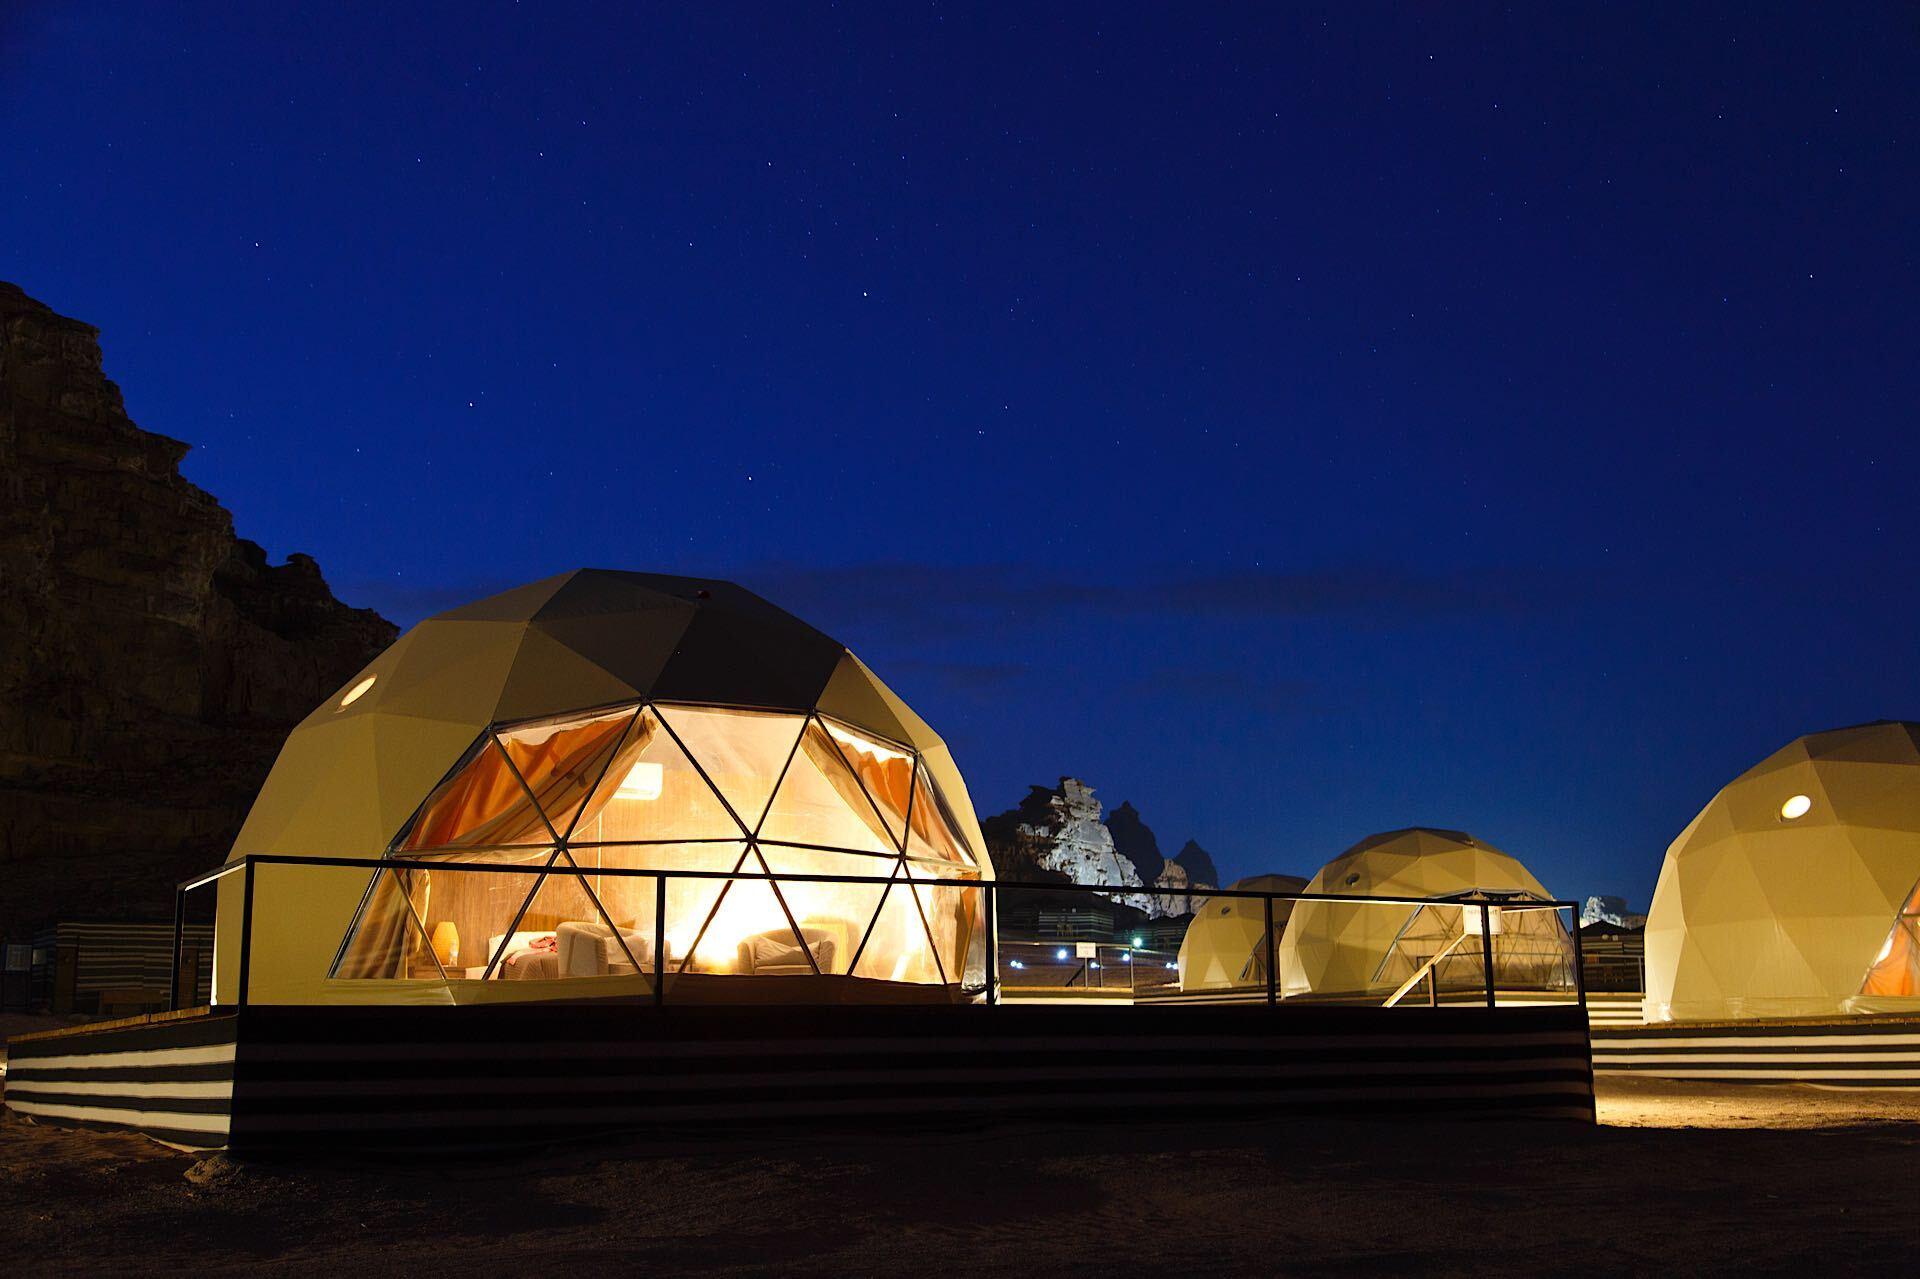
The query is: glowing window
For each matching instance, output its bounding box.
[338,675,377,709]
[1780,794,1813,821]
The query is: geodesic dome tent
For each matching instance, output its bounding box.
[214,570,992,1005]
[1644,720,1920,1022]
[1277,829,1571,1001]
[1176,874,1308,992]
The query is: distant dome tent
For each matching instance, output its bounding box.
[1644,720,1920,1022]
[1277,829,1571,1001]
[1176,874,1308,993]
[214,570,992,1005]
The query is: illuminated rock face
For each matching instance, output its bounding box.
[0,283,394,931]
[1015,779,1157,914]
[987,779,1217,918]
[1644,720,1920,1022]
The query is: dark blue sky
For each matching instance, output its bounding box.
[5,5,1915,900]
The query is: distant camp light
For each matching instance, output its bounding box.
[1780,794,1812,821]
[1131,935,1144,948]
[1055,948,1069,961]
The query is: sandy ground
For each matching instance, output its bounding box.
[2,1076,1916,1276]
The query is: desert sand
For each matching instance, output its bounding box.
[3,1075,1916,1275]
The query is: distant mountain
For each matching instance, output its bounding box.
[1171,839,1220,891]
[1106,801,1164,883]
[0,283,396,932]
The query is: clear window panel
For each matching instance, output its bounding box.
[682,848,815,975]
[651,705,807,834]
[851,869,943,984]
[757,845,898,975]
[479,851,642,980]
[335,868,444,979]
[757,720,897,856]
[905,760,975,868]
[495,705,641,840]
[574,842,753,974]
[817,716,914,847]
[569,707,745,843]
[338,854,551,979]
[903,862,980,986]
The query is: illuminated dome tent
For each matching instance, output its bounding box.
[1277,829,1570,1001]
[1177,874,1308,992]
[1644,720,1920,1022]
[216,570,991,1005]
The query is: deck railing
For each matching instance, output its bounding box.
[172,853,1585,1012]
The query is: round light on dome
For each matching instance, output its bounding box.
[338,675,377,709]
[1779,794,1812,821]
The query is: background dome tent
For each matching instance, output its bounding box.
[1277,828,1571,1001]
[214,570,993,1005]
[1643,720,1920,1022]
[1177,874,1308,992]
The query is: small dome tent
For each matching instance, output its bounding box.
[214,570,992,1005]
[1277,829,1570,1000]
[1176,874,1308,992]
[1644,720,1920,1022]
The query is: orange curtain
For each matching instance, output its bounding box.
[803,728,898,851]
[404,713,634,850]
[1862,917,1920,997]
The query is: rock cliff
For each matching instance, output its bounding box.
[980,778,1219,918]
[0,283,396,932]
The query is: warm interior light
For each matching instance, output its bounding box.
[1873,932,1896,965]
[614,760,664,801]
[338,675,376,709]
[1780,794,1813,821]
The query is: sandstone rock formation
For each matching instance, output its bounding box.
[980,778,1219,919]
[0,283,396,932]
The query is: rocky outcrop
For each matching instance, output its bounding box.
[1106,801,1164,883]
[0,283,396,932]
[981,778,1219,918]
[1172,839,1219,889]
[1580,895,1646,929]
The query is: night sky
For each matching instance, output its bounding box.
[5,5,1916,901]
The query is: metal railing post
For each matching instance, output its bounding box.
[237,859,256,1009]
[1569,905,1587,1008]
[654,873,666,1008]
[1480,903,1495,1009]
[1264,896,1277,1006]
[169,886,185,1012]
[984,882,998,1006]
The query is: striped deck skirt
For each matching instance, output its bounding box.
[1592,1016,1920,1087]
[6,1002,1596,1152]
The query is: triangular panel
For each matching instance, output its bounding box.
[758,719,897,855]
[569,707,745,842]
[400,736,554,850]
[817,716,913,847]
[654,704,806,834]
[495,705,640,840]
[905,759,976,867]
[758,845,898,975]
